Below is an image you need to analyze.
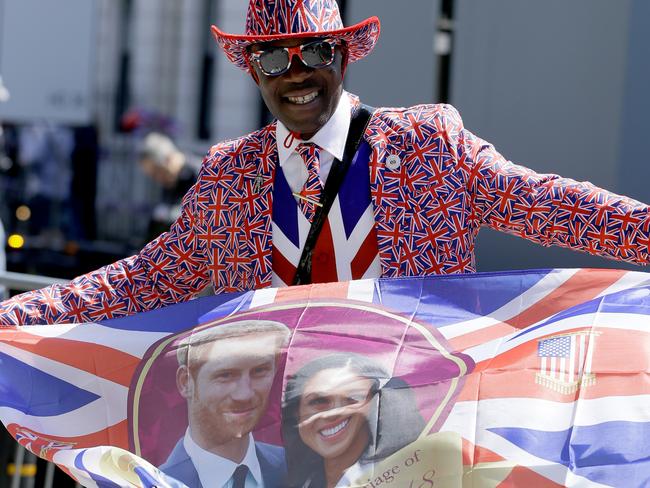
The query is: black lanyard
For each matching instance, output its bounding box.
[292,104,375,285]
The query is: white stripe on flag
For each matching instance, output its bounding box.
[347,279,375,303]
[595,271,650,298]
[51,450,100,488]
[550,357,557,379]
[250,287,278,309]
[585,334,595,374]
[438,316,503,340]
[442,395,650,439]
[577,334,585,375]
[0,342,127,436]
[0,399,126,439]
[463,312,650,363]
[327,200,351,281]
[568,335,576,383]
[438,269,579,339]
[271,221,303,265]
[474,430,611,488]
[362,255,382,280]
[16,324,170,358]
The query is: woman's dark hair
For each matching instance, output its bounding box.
[282,353,425,488]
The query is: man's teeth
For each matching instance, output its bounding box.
[320,418,349,437]
[287,92,318,104]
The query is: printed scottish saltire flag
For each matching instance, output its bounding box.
[1,268,649,487]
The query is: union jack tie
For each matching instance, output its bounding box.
[295,142,322,223]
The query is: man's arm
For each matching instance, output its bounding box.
[443,105,650,264]
[0,177,209,326]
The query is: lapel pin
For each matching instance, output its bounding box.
[386,154,401,170]
[253,174,264,193]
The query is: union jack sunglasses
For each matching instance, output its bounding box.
[249,38,339,76]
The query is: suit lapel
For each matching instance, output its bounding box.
[206,125,277,293]
[364,112,409,277]
[230,124,277,291]
[162,440,203,488]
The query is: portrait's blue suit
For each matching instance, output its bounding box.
[159,438,287,488]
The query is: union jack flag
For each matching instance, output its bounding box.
[272,141,380,286]
[1,269,649,487]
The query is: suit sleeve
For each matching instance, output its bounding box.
[0,167,210,326]
[443,105,650,265]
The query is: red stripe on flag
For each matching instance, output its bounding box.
[504,268,627,330]
[274,282,350,302]
[0,332,139,387]
[312,220,338,283]
[351,227,379,279]
[450,323,516,352]
[462,437,506,466]
[449,269,626,351]
[8,420,130,461]
[497,465,565,487]
[272,246,297,286]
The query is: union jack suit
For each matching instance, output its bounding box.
[1,101,649,325]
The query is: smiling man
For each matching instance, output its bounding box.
[1,0,650,325]
[160,319,290,488]
[249,37,345,140]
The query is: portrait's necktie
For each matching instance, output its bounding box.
[231,464,249,488]
[295,142,323,223]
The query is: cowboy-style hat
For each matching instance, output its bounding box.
[211,0,380,73]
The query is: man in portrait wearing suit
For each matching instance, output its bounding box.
[2,0,650,325]
[160,320,290,488]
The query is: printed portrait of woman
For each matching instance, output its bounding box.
[282,353,425,488]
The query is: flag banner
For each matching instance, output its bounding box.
[1,268,650,487]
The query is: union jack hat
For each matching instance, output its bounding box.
[211,0,381,73]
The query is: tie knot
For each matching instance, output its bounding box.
[296,142,320,162]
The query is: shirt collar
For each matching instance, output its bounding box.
[183,429,263,487]
[276,90,352,167]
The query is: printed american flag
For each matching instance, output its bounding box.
[1,268,649,487]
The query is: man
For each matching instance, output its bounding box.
[1,0,649,325]
[137,132,200,240]
[160,319,290,488]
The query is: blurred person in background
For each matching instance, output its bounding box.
[137,132,200,240]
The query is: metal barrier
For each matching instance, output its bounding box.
[0,271,68,293]
[0,272,81,488]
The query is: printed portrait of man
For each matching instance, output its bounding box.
[159,319,291,488]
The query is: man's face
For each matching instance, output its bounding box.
[180,333,280,449]
[251,38,344,139]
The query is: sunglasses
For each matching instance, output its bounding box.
[249,38,339,76]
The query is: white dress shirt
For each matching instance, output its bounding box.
[276,90,352,194]
[183,429,264,488]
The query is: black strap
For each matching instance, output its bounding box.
[293,104,375,285]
